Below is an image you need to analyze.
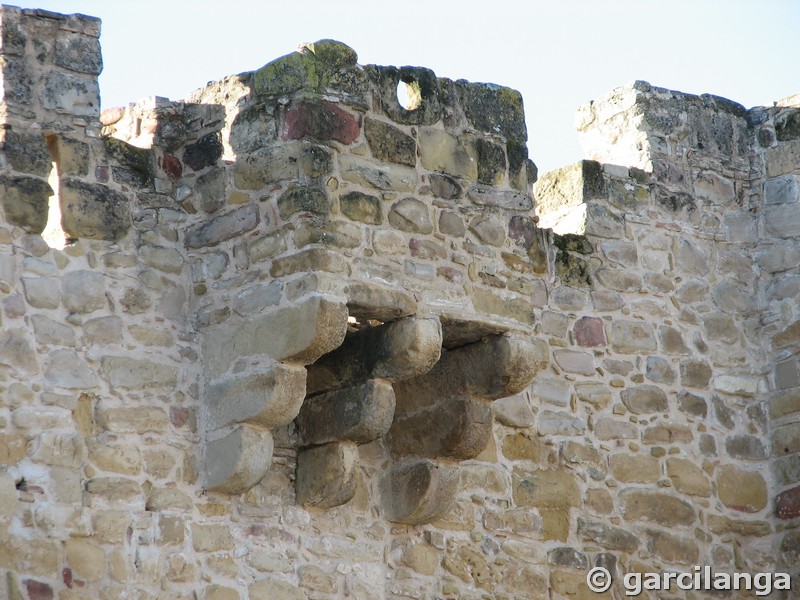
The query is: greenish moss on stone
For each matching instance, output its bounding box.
[555,251,592,287]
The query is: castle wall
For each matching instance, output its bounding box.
[0,6,798,599]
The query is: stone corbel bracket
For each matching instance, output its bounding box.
[201,294,348,494]
[294,296,546,522]
[386,331,547,524]
[296,315,443,508]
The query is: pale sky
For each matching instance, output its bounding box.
[8,0,799,173]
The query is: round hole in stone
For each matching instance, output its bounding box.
[396,77,422,111]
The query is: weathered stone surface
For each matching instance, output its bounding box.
[206,363,307,430]
[205,425,273,495]
[60,179,131,241]
[717,465,768,513]
[388,197,433,233]
[284,98,359,144]
[249,580,305,600]
[62,269,105,313]
[573,316,605,347]
[277,186,329,220]
[234,142,331,190]
[183,132,223,171]
[513,468,580,509]
[386,460,459,524]
[776,485,800,520]
[725,434,768,460]
[576,518,638,553]
[666,458,711,496]
[96,406,169,434]
[364,118,415,166]
[344,281,416,322]
[0,175,52,234]
[621,385,668,414]
[296,441,359,508]
[553,349,595,375]
[307,315,441,394]
[390,395,492,460]
[298,380,395,446]
[203,296,348,378]
[610,455,660,483]
[185,204,259,248]
[339,191,382,224]
[647,530,699,564]
[493,393,536,428]
[609,320,656,353]
[101,356,178,389]
[44,349,94,389]
[338,153,416,191]
[467,186,532,210]
[620,490,695,526]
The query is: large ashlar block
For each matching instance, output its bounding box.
[205,363,307,431]
[385,460,460,524]
[297,379,395,447]
[306,316,442,395]
[202,295,348,379]
[205,425,273,495]
[296,441,359,508]
[390,395,491,460]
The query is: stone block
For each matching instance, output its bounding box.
[418,129,477,180]
[472,288,535,325]
[43,70,100,116]
[512,467,580,509]
[717,465,767,513]
[609,455,660,483]
[385,459,459,524]
[620,490,695,526]
[339,190,382,224]
[344,281,416,322]
[306,315,441,395]
[234,141,331,190]
[191,523,235,552]
[390,395,492,460]
[620,385,668,415]
[776,485,800,520]
[0,175,52,234]
[766,175,799,205]
[576,518,638,553]
[96,406,169,434]
[184,203,259,248]
[65,539,105,582]
[364,118,415,166]
[205,363,307,431]
[202,295,348,378]
[609,320,656,353]
[296,441,359,508]
[338,154,416,191]
[764,203,800,238]
[101,356,178,389]
[61,269,105,313]
[647,530,699,564]
[204,425,273,495]
[467,186,533,210]
[297,379,395,446]
[283,98,359,144]
[60,178,131,241]
[773,422,800,456]
[387,197,433,233]
[249,580,305,600]
[493,393,536,428]
[666,458,711,496]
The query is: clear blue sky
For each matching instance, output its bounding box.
[8,0,799,173]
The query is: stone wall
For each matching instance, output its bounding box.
[0,6,798,599]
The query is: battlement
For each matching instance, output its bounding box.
[0,7,798,599]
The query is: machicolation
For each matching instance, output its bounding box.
[0,5,799,599]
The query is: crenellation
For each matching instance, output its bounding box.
[1,5,799,599]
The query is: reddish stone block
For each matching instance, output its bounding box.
[574,316,606,347]
[25,580,53,600]
[159,153,183,178]
[283,99,359,144]
[777,485,800,519]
